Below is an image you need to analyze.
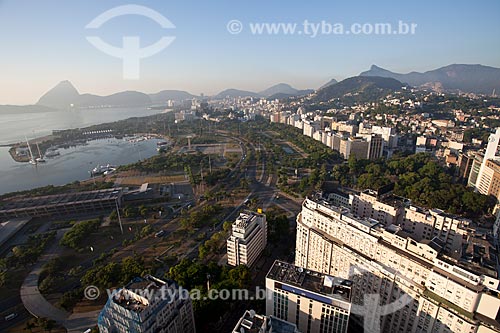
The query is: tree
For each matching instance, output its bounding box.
[139,205,149,217]
[36,318,56,333]
[0,270,9,288]
[24,319,36,333]
[222,221,233,233]
[109,210,118,221]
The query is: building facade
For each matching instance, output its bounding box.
[266,260,353,333]
[227,210,267,267]
[97,275,196,333]
[294,194,500,333]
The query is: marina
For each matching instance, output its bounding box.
[0,137,161,195]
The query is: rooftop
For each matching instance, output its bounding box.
[267,260,352,303]
[0,188,122,211]
[232,310,299,333]
[234,210,265,229]
[112,275,174,313]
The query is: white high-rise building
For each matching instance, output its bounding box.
[266,260,353,333]
[227,210,267,267]
[294,193,500,333]
[97,275,196,333]
[475,127,500,195]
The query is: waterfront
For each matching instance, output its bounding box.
[0,138,161,195]
[0,106,162,145]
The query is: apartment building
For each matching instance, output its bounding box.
[232,310,300,333]
[350,186,405,226]
[474,128,500,194]
[294,194,500,333]
[401,206,469,253]
[266,260,353,333]
[468,153,484,188]
[339,137,369,160]
[227,210,267,267]
[97,275,196,333]
[367,133,384,160]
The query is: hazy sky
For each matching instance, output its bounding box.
[0,0,499,104]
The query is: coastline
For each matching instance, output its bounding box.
[7,134,58,163]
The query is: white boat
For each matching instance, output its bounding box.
[45,148,60,158]
[91,164,115,175]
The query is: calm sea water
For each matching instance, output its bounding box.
[0,138,160,195]
[0,107,161,145]
[0,107,163,194]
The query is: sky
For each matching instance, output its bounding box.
[0,0,499,104]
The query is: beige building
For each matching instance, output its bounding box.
[227,211,267,267]
[266,260,353,333]
[295,194,500,333]
[401,206,469,253]
[351,187,405,226]
[339,137,369,160]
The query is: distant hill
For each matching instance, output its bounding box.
[260,83,313,99]
[77,91,152,108]
[149,90,197,104]
[37,80,80,109]
[214,89,260,99]
[313,76,404,103]
[212,84,312,100]
[319,78,338,90]
[360,64,500,95]
[36,81,152,109]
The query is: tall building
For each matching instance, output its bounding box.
[457,152,474,183]
[474,128,500,193]
[367,134,384,160]
[227,210,267,267]
[232,310,300,333]
[477,159,500,199]
[400,206,469,253]
[97,275,196,333]
[468,153,484,188]
[350,186,405,226]
[294,193,500,333]
[266,260,353,333]
[339,137,369,160]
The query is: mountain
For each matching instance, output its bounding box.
[214,89,260,99]
[37,80,80,109]
[319,78,338,90]
[259,83,313,99]
[313,76,404,103]
[37,81,152,109]
[360,64,500,95]
[259,83,298,97]
[149,90,197,104]
[77,91,152,108]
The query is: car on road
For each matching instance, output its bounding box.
[155,230,166,238]
[5,313,17,321]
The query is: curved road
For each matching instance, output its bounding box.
[20,229,101,332]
